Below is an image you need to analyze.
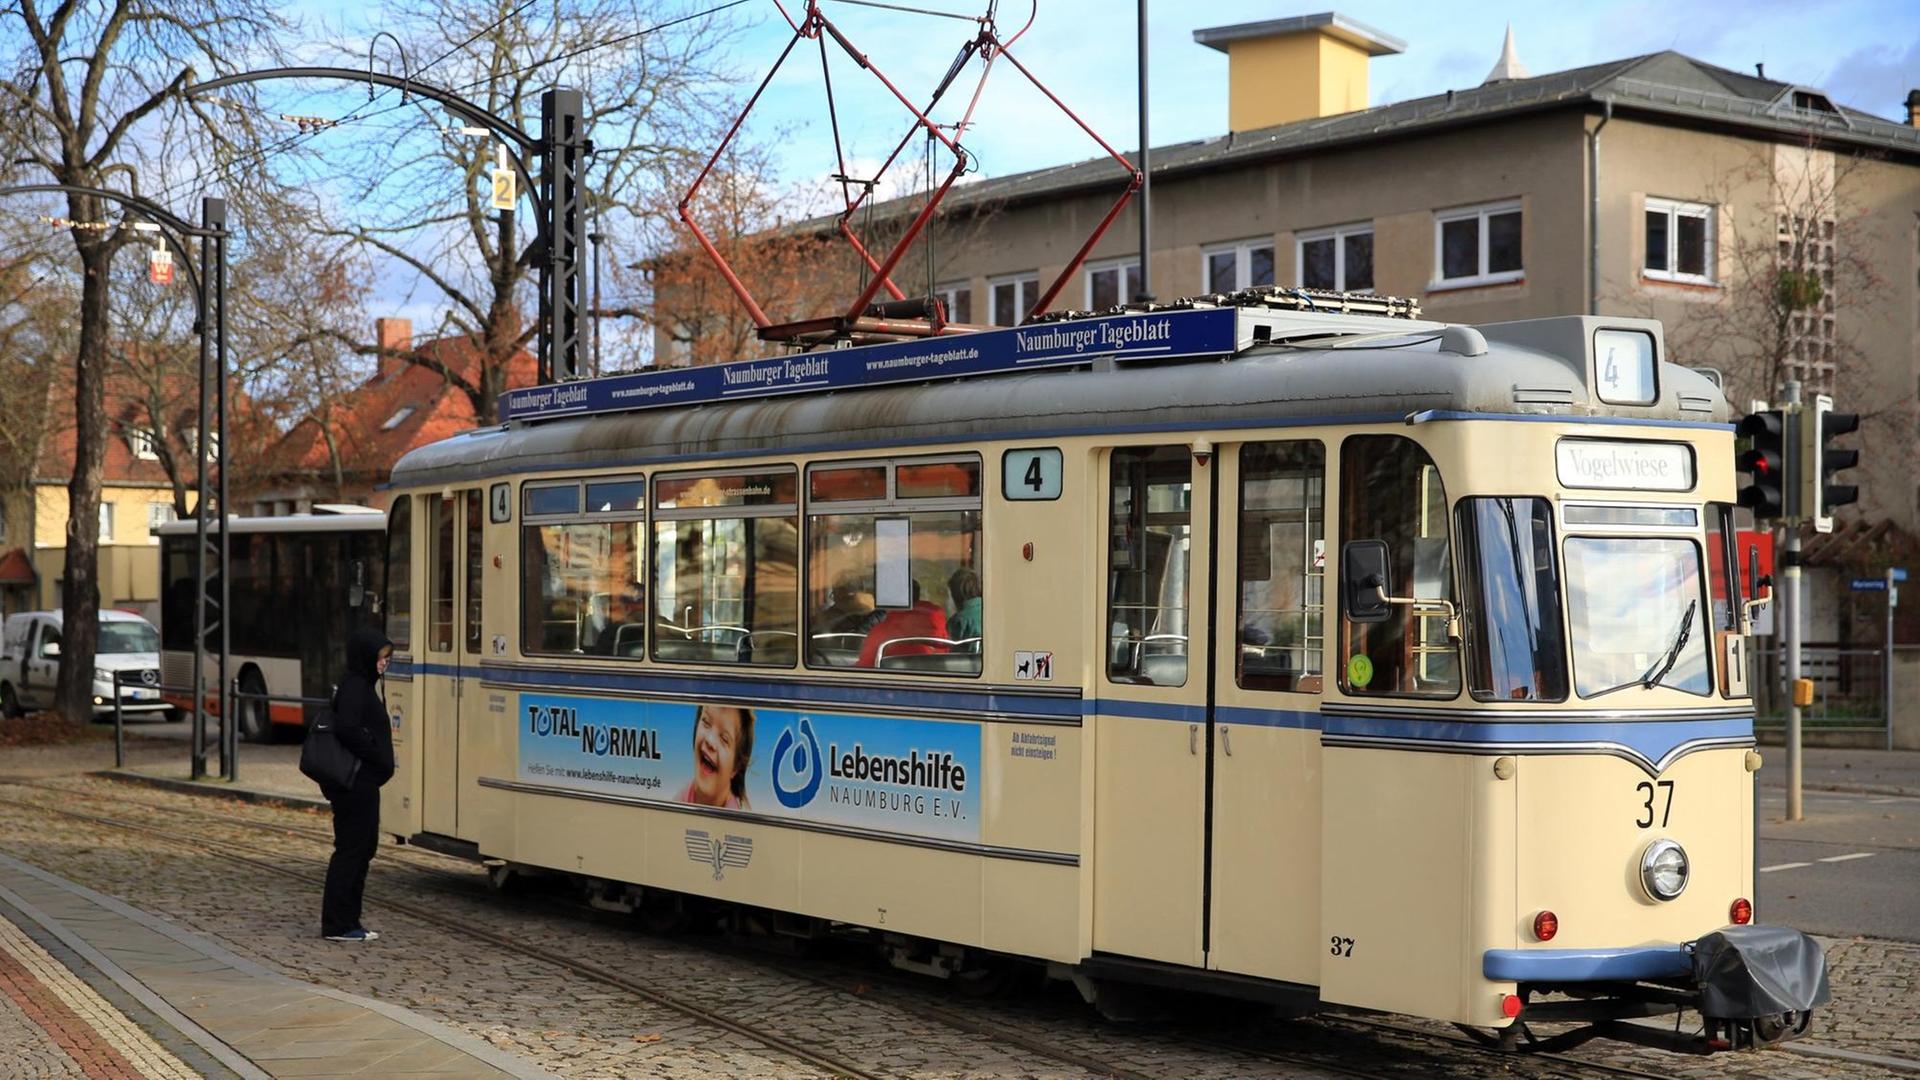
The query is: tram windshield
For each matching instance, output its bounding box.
[1562,537,1711,698]
[1457,498,1568,702]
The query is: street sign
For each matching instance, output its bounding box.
[148,246,173,285]
[1850,578,1888,592]
[1894,568,1909,583]
[489,143,515,211]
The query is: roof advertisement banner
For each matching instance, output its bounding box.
[503,307,1240,422]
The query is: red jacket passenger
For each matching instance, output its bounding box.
[856,601,951,667]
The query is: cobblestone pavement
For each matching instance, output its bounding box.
[0,762,1912,1079]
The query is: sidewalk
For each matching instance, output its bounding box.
[0,850,547,1079]
[1755,746,1920,796]
[105,742,327,811]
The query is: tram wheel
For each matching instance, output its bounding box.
[635,890,690,935]
[235,670,269,743]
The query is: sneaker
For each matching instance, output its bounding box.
[324,929,374,942]
[355,928,380,941]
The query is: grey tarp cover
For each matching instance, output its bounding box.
[1691,924,1831,1019]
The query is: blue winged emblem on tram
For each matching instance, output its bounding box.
[685,829,753,880]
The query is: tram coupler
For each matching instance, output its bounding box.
[1692,924,1828,1049]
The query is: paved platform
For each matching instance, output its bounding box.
[105,740,326,811]
[0,850,547,1078]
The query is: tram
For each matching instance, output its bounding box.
[377,288,1826,1052]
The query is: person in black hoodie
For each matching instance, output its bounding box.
[321,626,396,942]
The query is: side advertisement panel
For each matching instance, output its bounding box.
[518,694,981,844]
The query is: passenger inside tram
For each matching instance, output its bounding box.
[945,567,982,650]
[855,581,951,667]
[818,574,881,635]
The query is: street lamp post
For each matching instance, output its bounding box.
[0,184,230,780]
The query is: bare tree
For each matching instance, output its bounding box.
[290,0,739,421]
[1654,140,1888,415]
[1,0,290,721]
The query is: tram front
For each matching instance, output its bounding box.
[1317,319,1827,1054]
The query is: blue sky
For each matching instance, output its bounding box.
[717,0,1920,193]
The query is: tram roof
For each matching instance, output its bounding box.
[390,307,1727,490]
[153,511,387,536]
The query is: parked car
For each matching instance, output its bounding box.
[0,610,171,720]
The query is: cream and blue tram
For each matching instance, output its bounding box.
[377,292,1825,1051]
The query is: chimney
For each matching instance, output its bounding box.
[1908,89,1920,128]
[375,317,412,380]
[1193,12,1405,132]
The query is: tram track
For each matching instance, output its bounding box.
[7,776,1907,1080]
[0,783,884,1080]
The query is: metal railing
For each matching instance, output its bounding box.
[110,671,326,783]
[1751,645,1902,745]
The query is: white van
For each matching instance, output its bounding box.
[0,610,170,719]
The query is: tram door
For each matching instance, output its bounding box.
[1205,440,1326,984]
[420,489,480,836]
[1092,445,1214,967]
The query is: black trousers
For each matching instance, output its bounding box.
[321,777,380,936]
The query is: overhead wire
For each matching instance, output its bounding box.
[8,0,744,276]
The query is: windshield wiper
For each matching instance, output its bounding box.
[1583,599,1697,698]
[1639,599,1697,691]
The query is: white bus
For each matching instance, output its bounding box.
[157,510,387,740]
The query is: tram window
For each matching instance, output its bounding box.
[1236,441,1325,693]
[1338,436,1459,697]
[1564,537,1711,698]
[653,469,798,667]
[1457,498,1569,702]
[386,495,411,649]
[804,456,983,675]
[586,479,647,514]
[1705,503,1743,632]
[464,491,483,655]
[524,483,580,517]
[428,495,456,653]
[1107,446,1191,687]
[521,521,645,657]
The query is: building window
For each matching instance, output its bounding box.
[127,428,159,461]
[98,503,114,542]
[1203,239,1276,293]
[381,406,415,431]
[183,429,221,462]
[934,281,972,324]
[989,273,1039,326]
[146,502,175,543]
[0,502,7,544]
[1085,258,1141,310]
[1296,224,1374,292]
[1434,200,1523,287]
[1645,198,1715,283]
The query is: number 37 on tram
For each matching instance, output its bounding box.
[377,293,1827,1054]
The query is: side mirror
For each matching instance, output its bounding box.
[39,641,60,658]
[1342,540,1394,624]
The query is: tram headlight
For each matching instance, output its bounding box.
[1639,839,1689,902]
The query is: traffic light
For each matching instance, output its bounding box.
[1801,393,1859,533]
[1736,409,1786,520]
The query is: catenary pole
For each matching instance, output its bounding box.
[1784,379,1803,822]
[1135,0,1151,302]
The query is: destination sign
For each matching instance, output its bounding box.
[1555,439,1694,492]
[503,307,1241,422]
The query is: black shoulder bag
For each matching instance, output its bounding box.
[299,690,361,792]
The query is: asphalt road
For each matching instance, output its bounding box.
[1758,786,1920,943]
